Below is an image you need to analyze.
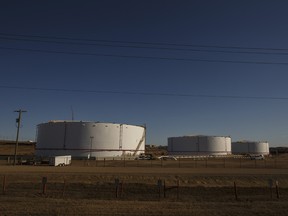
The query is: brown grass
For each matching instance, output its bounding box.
[0,141,35,156]
[1,156,288,215]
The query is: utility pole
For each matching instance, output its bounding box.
[14,109,27,165]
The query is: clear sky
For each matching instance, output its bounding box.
[1,0,288,147]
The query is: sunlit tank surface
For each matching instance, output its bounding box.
[36,121,145,158]
[168,135,231,156]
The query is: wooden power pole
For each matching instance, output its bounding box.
[14,109,27,165]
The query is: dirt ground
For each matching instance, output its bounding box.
[1,157,288,216]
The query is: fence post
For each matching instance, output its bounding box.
[275,180,280,199]
[62,179,66,198]
[163,180,166,198]
[157,179,162,200]
[42,176,48,195]
[177,179,180,200]
[234,181,238,200]
[115,178,119,198]
[2,175,6,194]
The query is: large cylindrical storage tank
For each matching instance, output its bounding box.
[232,141,269,155]
[168,135,231,156]
[36,121,145,158]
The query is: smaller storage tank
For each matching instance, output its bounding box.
[232,141,269,155]
[168,135,231,156]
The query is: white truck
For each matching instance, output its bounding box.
[250,154,265,160]
[49,155,72,166]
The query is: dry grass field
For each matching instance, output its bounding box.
[0,140,35,156]
[1,155,288,216]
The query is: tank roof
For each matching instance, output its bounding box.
[232,141,268,144]
[169,135,231,138]
[38,120,146,128]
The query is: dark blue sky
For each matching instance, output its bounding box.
[1,1,288,146]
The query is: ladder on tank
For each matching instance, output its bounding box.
[119,124,123,150]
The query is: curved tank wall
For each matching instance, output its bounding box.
[232,141,269,155]
[168,135,231,156]
[36,121,146,158]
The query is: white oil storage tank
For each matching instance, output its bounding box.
[232,141,269,155]
[36,121,146,158]
[168,135,231,156]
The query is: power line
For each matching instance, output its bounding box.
[1,46,288,65]
[1,36,288,56]
[1,85,288,100]
[0,32,287,51]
